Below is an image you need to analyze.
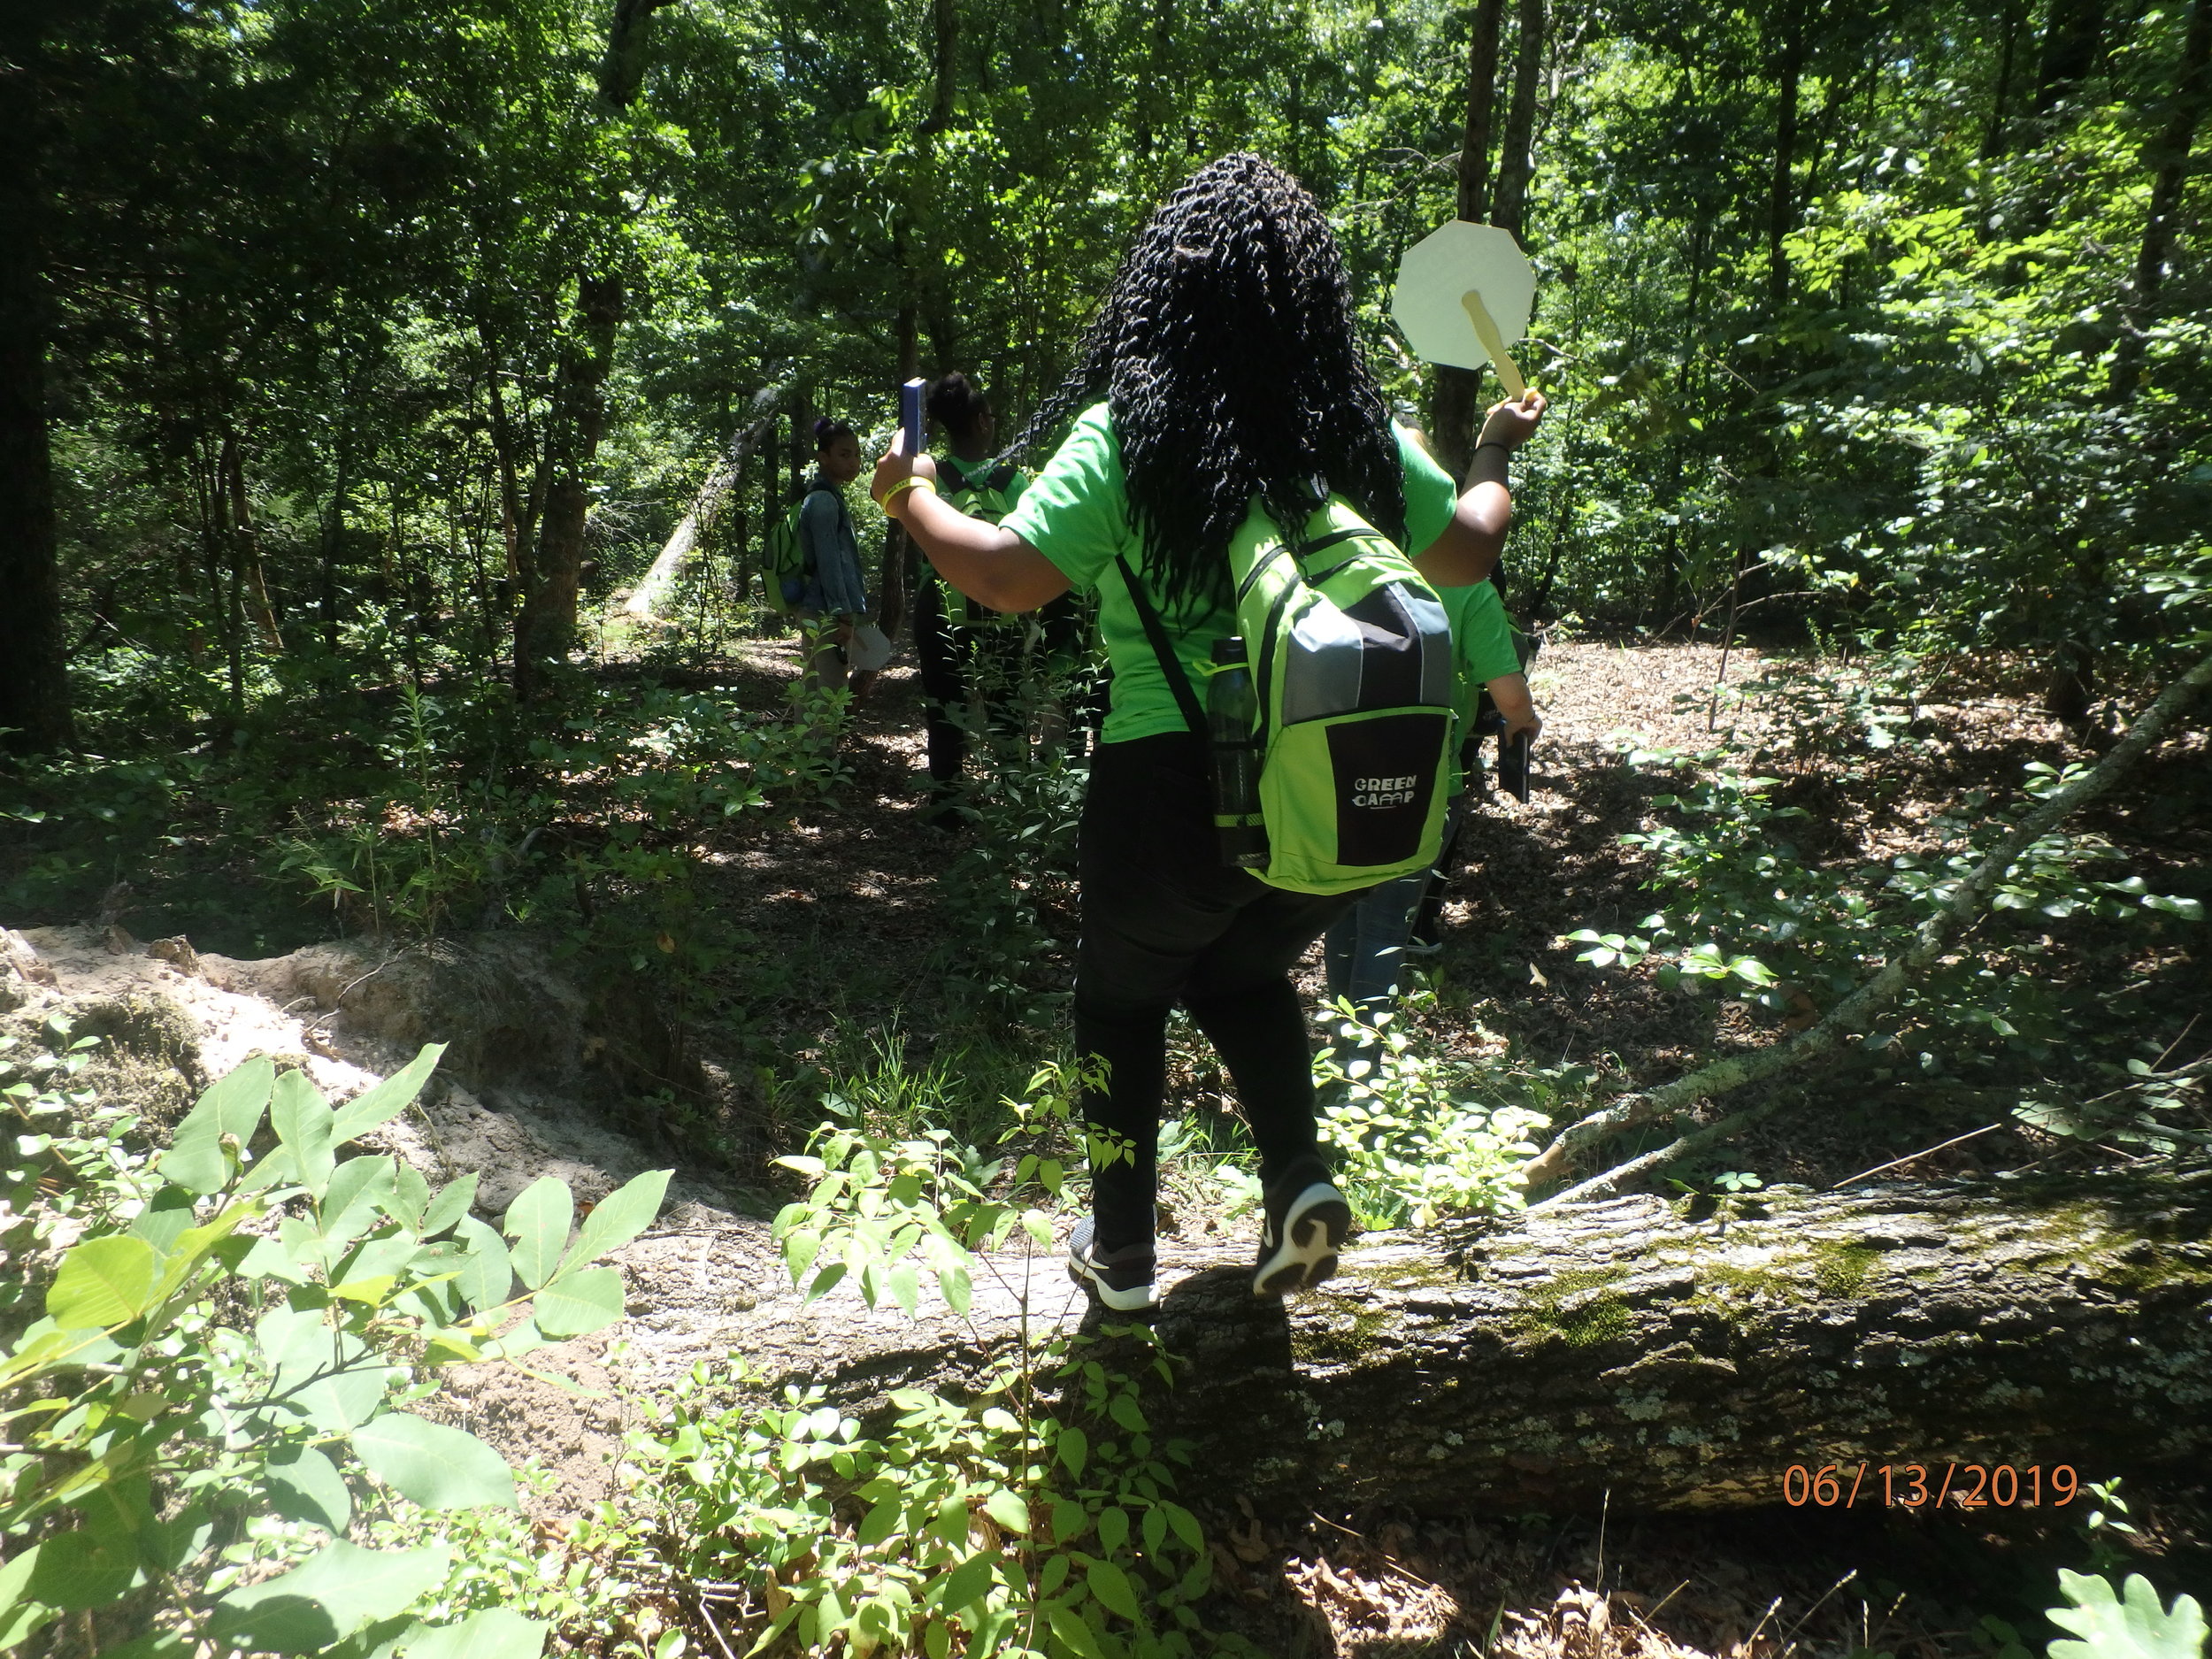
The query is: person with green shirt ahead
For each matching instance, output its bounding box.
[872,153,1546,1311]
[1323,570,1538,1031]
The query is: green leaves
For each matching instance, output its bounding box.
[47,1234,158,1328]
[403,1609,550,1659]
[272,1068,339,1198]
[2048,1571,2207,1659]
[562,1167,672,1269]
[534,1265,626,1337]
[503,1177,572,1291]
[329,1044,446,1145]
[159,1055,273,1193]
[265,1445,354,1532]
[211,1540,450,1654]
[350,1412,517,1510]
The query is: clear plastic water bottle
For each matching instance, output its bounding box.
[1207,638,1269,868]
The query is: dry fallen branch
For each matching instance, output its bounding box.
[1520,646,2212,1202]
[623,373,792,621]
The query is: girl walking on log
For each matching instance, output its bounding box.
[873,152,1545,1310]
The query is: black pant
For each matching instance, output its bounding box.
[1075,733,1356,1249]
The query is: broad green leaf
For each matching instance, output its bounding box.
[328,1045,446,1146]
[2048,1571,2206,1659]
[128,1186,198,1256]
[1108,1393,1146,1434]
[455,1216,515,1311]
[1096,1505,1130,1555]
[1161,1502,1202,1552]
[887,1262,921,1316]
[1056,1425,1087,1479]
[266,1445,353,1532]
[160,1055,274,1194]
[937,1261,972,1317]
[273,1069,338,1199]
[387,1163,433,1229]
[404,1609,549,1659]
[561,1168,671,1272]
[211,1540,449,1654]
[503,1177,572,1291]
[983,1488,1029,1535]
[1086,1558,1141,1623]
[856,1496,902,1548]
[420,1172,479,1239]
[0,1543,39,1614]
[95,1636,193,1659]
[25,1529,134,1611]
[1049,1497,1087,1546]
[151,1200,261,1302]
[1048,1601,1105,1658]
[0,1322,119,1387]
[324,1156,399,1241]
[351,1412,516,1510]
[532,1267,626,1338]
[935,1552,994,1613]
[47,1235,157,1328]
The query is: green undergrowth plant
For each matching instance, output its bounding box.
[1311,999,1550,1231]
[620,1059,1253,1658]
[0,1033,672,1658]
[930,654,1092,1027]
[1565,742,2203,1061]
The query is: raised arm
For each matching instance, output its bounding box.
[1409,391,1548,588]
[872,448,1071,614]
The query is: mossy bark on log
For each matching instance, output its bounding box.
[702,1175,2212,1514]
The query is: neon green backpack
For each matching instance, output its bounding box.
[935,455,1022,524]
[760,484,843,616]
[1118,495,1457,896]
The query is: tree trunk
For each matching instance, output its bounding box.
[1429,0,1508,480]
[1766,24,1806,315]
[1490,0,1545,242]
[512,0,667,697]
[0,7,73,757]
[624,380,790,621]
[2030,0,2108,119]
[222,432,283,649]
[1983,0,2031,156]
[2109,0,2209,403]
[698,1176,2212,1515]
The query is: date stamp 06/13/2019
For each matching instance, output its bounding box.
[1780,1463,2095,1510]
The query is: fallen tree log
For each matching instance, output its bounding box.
[675,1173,2212,1514]
[623,375,790,622]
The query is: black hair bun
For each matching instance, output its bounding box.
[926,372,988,439]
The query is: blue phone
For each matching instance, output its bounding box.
[901,378,926,456]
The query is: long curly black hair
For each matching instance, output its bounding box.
[1005,152,1404,617]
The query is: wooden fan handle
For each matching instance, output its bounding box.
[1461,289,1528,400]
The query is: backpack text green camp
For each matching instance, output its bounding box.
[1118,495,1457,896]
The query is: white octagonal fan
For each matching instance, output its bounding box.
[1391,221,1535,398]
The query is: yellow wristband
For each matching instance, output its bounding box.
[878,475,936,508]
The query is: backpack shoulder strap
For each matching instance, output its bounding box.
[1112,552,1207,736]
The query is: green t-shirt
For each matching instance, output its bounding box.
[999,403,1463,743]
[1441,579,1523,728]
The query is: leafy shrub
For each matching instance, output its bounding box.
[614,1062,1244,1658]
[0,1037,669,1657]
[1565,745,2201,1055]
[1311,1002,1548,1230]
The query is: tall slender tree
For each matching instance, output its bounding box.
[1429,0,1507,479]
[0,6,72,755]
